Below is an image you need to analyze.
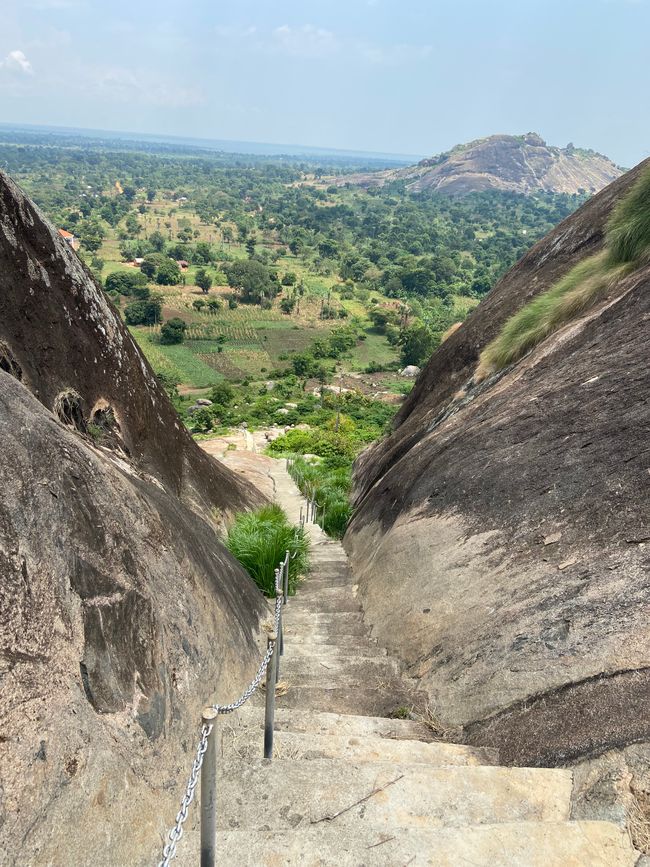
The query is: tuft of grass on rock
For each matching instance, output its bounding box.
[478,166,650,377]
[226,503,309,597]
[477,253,617,377]
[607,167,650,266]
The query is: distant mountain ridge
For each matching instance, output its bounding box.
[335,133,624,196]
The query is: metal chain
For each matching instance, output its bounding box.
[158,722,213,867]
[157,568,285,864]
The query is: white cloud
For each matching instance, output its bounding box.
[214,22,429,67]
[91,67,205,108]
[358,42,432,66]
[272,24,339,58]
[0,50,34,75]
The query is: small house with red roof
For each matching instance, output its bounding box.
[58,229,78,250]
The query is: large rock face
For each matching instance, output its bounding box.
[0,171,267,865]
[345,162,650,779]
[337,133,623,196]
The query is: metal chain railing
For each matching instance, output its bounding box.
[287,455,324,529]
[157,542,299,867]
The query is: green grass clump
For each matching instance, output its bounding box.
[286,456,353,540]
[479,166,650,375]
[607,167,650,266]
[226,504,309,597]
[478,253,615,374]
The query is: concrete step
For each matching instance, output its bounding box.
[284,611,364,627]
[216,759,573,831]
[289,596,361,614]
[281,642,387,658]
[231,706,437,742]
[275,684,441,717]
[269,731,498,766]
[285,621,368,639]
[287,631,376,648]
[279,654,401,685]
[214,822,638,867]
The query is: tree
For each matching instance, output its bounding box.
[146,188,156,202]
[149,230,166,252]
[140,259,156,279]
[225,259,276,305]
[156,259,182,286]
[281,272,297,286]
[195,268,212,294]
[245,236,256,257]
[124,297,162,326]
[192,299,206,312]
[280,296,295,314]
[291,352,317,377]
[78,218,105,253]
[210,381,234,407]
[160,317,187,345]
[399,322,436,367]
[207,298,221,312]
[194,241,213,265]
[105,270,148,296]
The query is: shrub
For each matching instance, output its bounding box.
[156,259,182,285]
[284,456,353,540]
[160,317,187,345]
[226,504,309,596]
[105,270,148,296]
[124,297,162,326]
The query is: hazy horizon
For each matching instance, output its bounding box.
[1,0,649,168]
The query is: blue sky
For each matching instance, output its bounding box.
[0,0,648,165]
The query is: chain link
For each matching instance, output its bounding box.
[157,565,286,864]
[158,722,212,867]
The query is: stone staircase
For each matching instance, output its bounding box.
[212,460,639,866]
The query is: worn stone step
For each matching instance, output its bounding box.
[284,618,367,639]
[281,641,387,658]
[275,684,437,717]
[216,759,573,831]
[269,731,498,766]
[212,822,638,867]
[287,631,375,648]
[279,654,400,684]
[285,610,364,626]
[289,596,361,614]
[231,706,436,741]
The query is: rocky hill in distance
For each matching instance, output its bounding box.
[335,132,623,196]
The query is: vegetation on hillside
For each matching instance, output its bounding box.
[478,167,650,376]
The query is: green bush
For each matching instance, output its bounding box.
[285,456,353,540]
[124,297,162,326]
[226,504,309,597]
[160,317,187,345]
[105,270,148,296]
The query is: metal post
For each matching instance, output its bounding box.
[283,551,289,604]
[277,568,284,662]
[264,633,277,759]
[200,707,218,867]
